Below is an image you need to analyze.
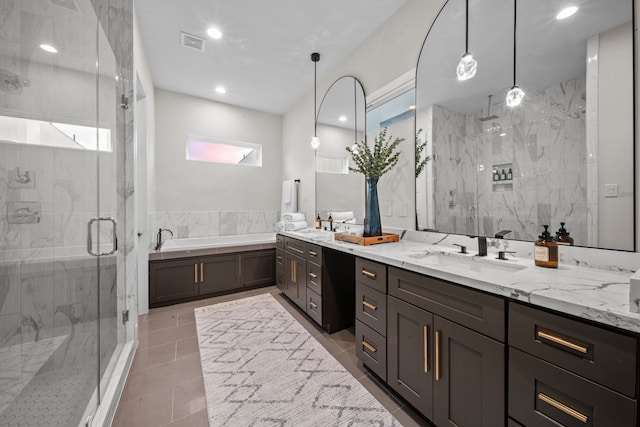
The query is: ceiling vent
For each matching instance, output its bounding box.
[181,32,205,52]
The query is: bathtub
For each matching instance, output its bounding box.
[150,232,276,261]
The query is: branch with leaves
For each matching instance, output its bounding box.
[346,127,404,179]
[415,128,431,178]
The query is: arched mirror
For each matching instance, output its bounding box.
[415,0,635,250]
[315,76,366,224]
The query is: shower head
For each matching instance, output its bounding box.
[478,94,499,122]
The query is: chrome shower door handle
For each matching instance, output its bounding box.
[87,217,118,256]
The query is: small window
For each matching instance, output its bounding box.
[186,135,262,166]
[316,153,349,174]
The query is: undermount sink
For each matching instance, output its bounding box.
[422,252,527,273]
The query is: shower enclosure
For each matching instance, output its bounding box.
[0,0,135,425]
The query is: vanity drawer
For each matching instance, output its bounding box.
[355,258,387,293]
[284,236,305,256]
[275,249,285,271]
[276,234,285,249]
[389,267,505,342]
[306,243,322,264]
[509,348,636,427]
[509,302,637,397]
[307,262,322,295]
[306,289,322,326]
[355,282,386,336]
[355,320,387,381]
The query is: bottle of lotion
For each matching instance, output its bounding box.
[554,222,574,246]
[535,225,558,268]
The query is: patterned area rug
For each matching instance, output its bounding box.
[195,293,401,426]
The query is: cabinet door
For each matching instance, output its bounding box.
[284,252,306,310]
[149,258,199,307]
[387,296,433,418]
[433,316,505,427]
[199,254,240,295]
[242,250,275,287]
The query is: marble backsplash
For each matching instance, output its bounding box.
[433,76,589,245]
[148,210,281,248]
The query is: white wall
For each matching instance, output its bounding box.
[154,89,282,212]
[599,22,634,250]
[283,0,446,224]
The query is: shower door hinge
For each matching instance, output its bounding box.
[120,94,129,109]
[122,309,130,324]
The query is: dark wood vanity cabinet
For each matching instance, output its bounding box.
[279,235,354,333]
[508,302,638,427]
[149,249,275,308]
[385,266,506,427]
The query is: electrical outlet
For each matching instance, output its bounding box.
[604,184,618,198]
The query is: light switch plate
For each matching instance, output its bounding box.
[384,203,392,217]
[604,184,618,198]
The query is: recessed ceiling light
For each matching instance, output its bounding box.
[215,86,226,94]
[556,6,578,20]
[207,27,222,39]
[409,105,417,111]
[40,44,58,53]
[338,115,347,122]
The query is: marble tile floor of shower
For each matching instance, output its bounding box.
[112,286,430,427]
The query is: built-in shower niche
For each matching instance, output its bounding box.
[492,162,513,192]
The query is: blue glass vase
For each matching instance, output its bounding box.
[364,177,382,237]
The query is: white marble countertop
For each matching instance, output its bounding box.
[281,229,640,334]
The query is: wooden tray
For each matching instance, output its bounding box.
[334,232,399,246]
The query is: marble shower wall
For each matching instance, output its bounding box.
[433,76,588,243]
[148,210,281,245]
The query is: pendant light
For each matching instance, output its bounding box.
[506,0,525,107]
[310,52,321,149]
[456,0,477,81]
[351,78,360,154]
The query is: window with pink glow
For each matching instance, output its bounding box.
[186,136,262,166]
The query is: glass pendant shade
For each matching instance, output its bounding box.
[351,143,359,155]
[456,52,477,81]
[310,136,320,149]
[506,85,525,107]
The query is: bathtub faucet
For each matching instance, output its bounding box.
[155,228,173,251]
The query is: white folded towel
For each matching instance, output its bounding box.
[274,221,285,232]
[284,221,308,231]
[330,211,355,221]
[281,212,305,222]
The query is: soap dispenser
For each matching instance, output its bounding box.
[554,222,574,246]
[315,214,322,230]
[535,225,558,268]
[328,214,334,232]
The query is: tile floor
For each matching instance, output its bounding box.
[111,286,431,427]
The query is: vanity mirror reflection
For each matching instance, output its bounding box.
[415,0,635,250]
[315,76,366,225]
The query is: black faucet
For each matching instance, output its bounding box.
[468,236,487,257]
[155,228,173,250]
[494,230,512,239]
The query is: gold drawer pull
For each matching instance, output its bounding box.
[362,340,377,353]
[309,301,318,310]
[537,331,588,354]
[309,272,318,279]
[200,263,204,282]
[277,255,282,261]
[435,330,441,381]
[538,393,588,424]
[361,269,377,279]
[423,325,429,373]
[309,250,318,257]
[362,300,377,311]
[194,264,198,283]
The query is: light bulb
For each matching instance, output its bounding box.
[207,27,222,39]
[351,143,359,155]
[310,136,320,149]
[506,85,525,107]
[456,52,477,81]
[556,6,578,20]
[40,44,58,53]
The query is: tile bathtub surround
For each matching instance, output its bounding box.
[112,287,429,427]
[148,210,280,246]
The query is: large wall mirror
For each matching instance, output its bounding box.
[315,76,366,222]
[415,0,635,250]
